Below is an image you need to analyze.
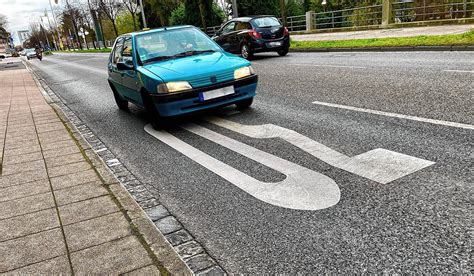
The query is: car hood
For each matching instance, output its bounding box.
[142,51,250,84]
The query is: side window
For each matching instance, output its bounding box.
[222,22,236,34]
[235,22,251,31]
[111,37,123,64]
[121,37,133,66]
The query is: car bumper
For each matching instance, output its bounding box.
[150,75,258,117]
[250,36,290,53]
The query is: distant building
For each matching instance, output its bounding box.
[17,30,30,45]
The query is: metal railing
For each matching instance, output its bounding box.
[392,1,474,22]
[285,15,307,31]
[313,4,383,29]
[204,25,221,36]
[204,1,474,33]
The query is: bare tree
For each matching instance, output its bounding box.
[0,14,8,28]
[123,0,139,31]
[99,0,123,37]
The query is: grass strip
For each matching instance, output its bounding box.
[291,30,474,49]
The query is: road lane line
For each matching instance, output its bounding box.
[443,70,474,73]
[312,100,474,130]
[144,124,340,211]
[289,63,366,69]
[207,117,435,184]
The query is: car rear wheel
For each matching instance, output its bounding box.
[240,43,253,59]
[109,83,129,111]
[277,47,289,56]
[141,91,167,130]
[236,97,254,110]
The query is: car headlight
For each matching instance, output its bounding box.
[157,81,192,94]
[234,66,254,80]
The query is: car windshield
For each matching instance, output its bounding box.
[136,27,221,64]
[252,17,281,28]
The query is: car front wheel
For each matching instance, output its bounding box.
[240,43,253,59]
[141,91,167,130]
[236,97,253,110]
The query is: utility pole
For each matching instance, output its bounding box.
[138,0,147,28]
[48,0,62,50]
[39,19,51,50]
[44,10,58,50]
[231,0,238,18]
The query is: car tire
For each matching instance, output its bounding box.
[235,97,254,110]
[141,91,167,130]
[27,57,30,60]
[240,43,253,60]
[277,47,289,56]
[110,83,129,111]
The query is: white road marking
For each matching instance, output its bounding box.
[207,117,435,184]
[144,124,340,211]
[312,100,474,131]
[289,63,366,69]
[443,70,474,73]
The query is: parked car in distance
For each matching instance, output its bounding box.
[107,26,258,129]
[212,16,290,59]
[25,48,37,60]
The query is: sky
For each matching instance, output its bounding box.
[0,0,61,44]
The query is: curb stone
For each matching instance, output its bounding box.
[290,45,474,52]
[25,62,227,275]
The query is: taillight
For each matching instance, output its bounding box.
[283,27,289,36]
[249,29,262,39]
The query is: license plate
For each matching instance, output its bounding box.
[267,41,282,48]
[199,86,234,101]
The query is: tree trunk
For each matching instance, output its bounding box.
[198,0,207,30]
[131,13,138,31]
[280,0,287,26]
[112,20,118,37]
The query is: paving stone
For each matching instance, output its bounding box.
[0,192,55,220]
[59,195,119,225]
[0,179,50,202]
[44,152,85,168]
[165,229,194,247]
[47,161,91,178]
[154,216,182,235]
[175,241,205,260]
[185,254,217,273]
[0,208,59,242]
[71,235,152,274]
[3,144,41,156]
[0,169,48,188]
[7,255,71,274]
[145,205,171,222]
[124,265,161,276]
[54,181,107,206]
[4,140,40,151]
[2,151,43,165]
[42,145,81,158]
[49,169,100,190]
[64,212,131,252]
[0,228,66,272]
[41,139,77,151]
[1,159,46,176]
[36,123,65,134]
[38,132,71,144]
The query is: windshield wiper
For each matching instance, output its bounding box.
[143,55,175,64]
[173,50,215,58]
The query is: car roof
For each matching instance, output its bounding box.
[231,15,277,22]
[119,25,196,38]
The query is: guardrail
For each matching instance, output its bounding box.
[392,1,474,22]
[312,4,383,29]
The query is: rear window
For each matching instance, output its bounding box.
[251,17,281,28]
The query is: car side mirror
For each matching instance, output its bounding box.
[117,61,132,71]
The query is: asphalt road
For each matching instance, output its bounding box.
[28,51,472,273]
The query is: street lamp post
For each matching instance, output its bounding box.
[39,18,51,50]
[138,0,147,28]
[49,0,63,50]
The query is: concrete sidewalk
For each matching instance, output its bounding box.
[0,66,189,274]
[292,24,474,41]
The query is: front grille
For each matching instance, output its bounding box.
[188,70,234,88]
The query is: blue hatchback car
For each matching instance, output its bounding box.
[107,26,258,128]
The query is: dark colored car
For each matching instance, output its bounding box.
[212,16,290,59]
